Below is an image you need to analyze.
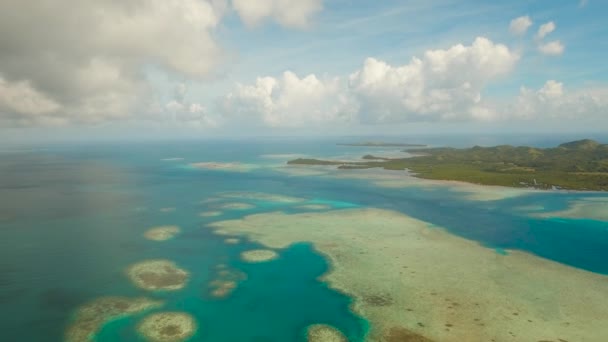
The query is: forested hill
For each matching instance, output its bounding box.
[288,139,608,190]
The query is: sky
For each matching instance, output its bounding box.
[0,0,607,142]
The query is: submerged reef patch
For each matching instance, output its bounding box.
[297,204,332,210]
[189,162,253,172]
[210,208,608,341]
[137,312,197,342]
[240,249,278,263]
[127,260,189,291]
[218,192,306,204]
[199,210,223,217]
[306,324,348,342]
[65,296,162,342]
[144,226,180,241]
[218,202,255,210]
[207,265,247,299]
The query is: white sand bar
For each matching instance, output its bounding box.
[218,202,255,210]
[536,197,608,221]
[219,191,306,203]
[210,208,608,342]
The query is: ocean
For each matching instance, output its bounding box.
[1,137,607,341]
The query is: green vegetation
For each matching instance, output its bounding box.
[287,139,608,191]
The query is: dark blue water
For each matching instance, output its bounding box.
[1,139,607,341]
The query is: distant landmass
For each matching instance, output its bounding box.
[337,141,427,147]
[289,139,608,191]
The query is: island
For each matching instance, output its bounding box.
[288,139,608,191]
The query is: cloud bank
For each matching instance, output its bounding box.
[232,0,323,28]
[222,37,519,126]
[0,0,225,126]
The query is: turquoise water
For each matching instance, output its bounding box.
[1,139,607,341]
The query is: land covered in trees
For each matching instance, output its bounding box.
[289,139,608,191]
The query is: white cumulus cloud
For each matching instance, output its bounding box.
[232,0,323,28]
[221,37,519,126]
[509,16,533,36]
[221,71,358,127]
[536,21,556,39]
[512,80,608,120]
[349,37,518,123]
[538,40,565,55]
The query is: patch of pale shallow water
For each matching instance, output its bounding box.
[306,324,348,342]
[216,191,306,204]
[144,226,180,241]
[328,169,534,201]
[189,161,256,172]
[137,312,197,342]
[240,249,279,263]
[217,202,255,210]
[297,204,333,210]
[126,260,189,291]
[209,208,608,342]
[65,296,163,342]
[199,210,223,217]
[535,197,608,221]
[260,153,308,159]
[224,238,240,244]
[159,207,176,213]
[274,165,334,177]
[206,264,247,299]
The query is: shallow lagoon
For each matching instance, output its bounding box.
[1,139,607,341]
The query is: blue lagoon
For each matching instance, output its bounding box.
[1,139,608,342]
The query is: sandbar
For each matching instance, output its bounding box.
[144,226,180,241]
[210,208,608,342]
[127,259,189,291]
[240,249,279,263]
[218,191,306,203]
[297,204,332,210]
[65,296,162,342]
[190,162,253,172]
[137,312,197,342]
[330,170,533,201]
[199,210,223,217]
[536,197,608,221]
[218,202,255,210]
[306,324,348,342]
[224,238,240,244]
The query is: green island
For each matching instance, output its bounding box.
[337,141,427,147]
[288,139,608,191]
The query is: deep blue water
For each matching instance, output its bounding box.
[1,139,607,341]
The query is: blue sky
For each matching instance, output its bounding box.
[0,0,607,141]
